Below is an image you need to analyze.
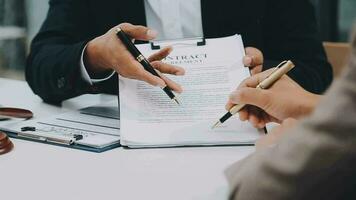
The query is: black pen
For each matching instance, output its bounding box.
[115,27,180,105]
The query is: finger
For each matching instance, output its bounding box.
[259,112,272,127]
[250,65,263,75]
[243,47,263,67]
[225,99,247,114]
[151,61,185,76]
[119,23,158,41]
[225,100,249,121]
[225,101,240,111]
[238,108,249,121]
[237,68,276,89]
[133,65,166,87]
[256,117,267,129]
[229,88,269,109]
[237,74,263,89]
[254,111,272,128]
[159,73,183,93]
[225,100,235,111]
[254,108,271,129]
[248,107,262,128]
[243,56,253,67]
[148,46,173,62]
[225,101,250,121]
[284,118,298,126]
[249,107,269,129]
[249,117,262,129]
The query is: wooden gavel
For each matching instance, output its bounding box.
[0,132,13,155]
[0,107,32,155]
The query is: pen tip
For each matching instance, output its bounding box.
[173,98,181,105]
[211,121,221,129]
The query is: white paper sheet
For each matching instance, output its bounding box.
[119,35,263,148]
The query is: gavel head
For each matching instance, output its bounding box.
[0,132,13,155]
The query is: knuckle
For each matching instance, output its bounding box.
[229,92,240,103]
[225,104,230,110]
[148,53,158,61]
[151,61,161,68]
[137,25,148,31]
[236,88,249,101]
[241,78,249,85]
[239,77,252,88]
[119,22,130,28]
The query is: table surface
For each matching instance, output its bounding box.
[0,78,254,200]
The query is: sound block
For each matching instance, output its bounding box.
[0,132,13,155]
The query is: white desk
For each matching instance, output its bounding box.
[0,78,254,200]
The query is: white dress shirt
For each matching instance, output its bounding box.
[80,0,203,85]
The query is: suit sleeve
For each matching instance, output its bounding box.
[262,0,333,94]
[226,42,356,199]
[25,0,116,104]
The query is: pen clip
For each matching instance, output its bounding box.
[264,60,288,79]
[18,131,75,146]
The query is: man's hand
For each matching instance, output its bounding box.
[226,68,321,128]
[84,23,185,93]
[256,118,298,150]
[243,47,264,75]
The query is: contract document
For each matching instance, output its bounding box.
[119,35,263,148]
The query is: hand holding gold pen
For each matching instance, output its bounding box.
[212,60,295,129]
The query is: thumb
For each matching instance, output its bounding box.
[229,87,269,109]
[119,23,158,41]
[243,47,263,67]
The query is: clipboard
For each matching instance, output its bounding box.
[119,35,264,149]
[0,105,121,153]
[4,130,120,153]
[150,37,206,50]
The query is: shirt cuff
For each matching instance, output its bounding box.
[79,44,115,85]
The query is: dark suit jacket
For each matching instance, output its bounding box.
[26,0,332,103]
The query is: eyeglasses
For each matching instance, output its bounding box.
[0,107,34,121]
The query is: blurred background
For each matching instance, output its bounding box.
[0,0,355,80]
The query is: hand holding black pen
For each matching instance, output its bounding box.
[83,23,184,99]
[116,27,181,104]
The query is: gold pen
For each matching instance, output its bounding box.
[212,60,295,129]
